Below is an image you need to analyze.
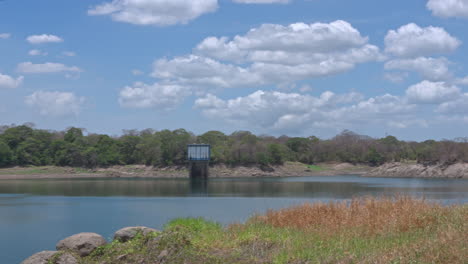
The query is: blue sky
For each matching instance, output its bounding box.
[1,0,468,140]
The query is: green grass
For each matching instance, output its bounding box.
[0,166,66,175]
[76,197,467,264]
[306,164,325,171]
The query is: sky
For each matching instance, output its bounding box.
[1,0,468,140]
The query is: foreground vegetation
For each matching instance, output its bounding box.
[78,197,466,264]
[2,124,468,169]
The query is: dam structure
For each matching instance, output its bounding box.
[187,144,211,179]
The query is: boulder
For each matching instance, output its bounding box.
[114,226,158,242]
[55,252,79,264]
[56,232,106,257]
[21,251,57,264]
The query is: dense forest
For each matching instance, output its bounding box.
[0,124,467,168]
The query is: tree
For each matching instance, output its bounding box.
[365,148,384,166]
[2,125,34,149]
[0,141,13,167]
[267,143,286,165]
[64,127,84,143]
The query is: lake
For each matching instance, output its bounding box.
[1,175,467,263]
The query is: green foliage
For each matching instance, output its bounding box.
[64,127,83,143]
[267,143,286,165]
[0,126,466,168]
[365,147,385,166]
[0,140,12,167]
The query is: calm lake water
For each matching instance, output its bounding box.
[1,175,467,263]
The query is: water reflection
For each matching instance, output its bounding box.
[0,176,466,201]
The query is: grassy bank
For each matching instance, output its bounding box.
[78,197,467,264]
[0,162,372,179]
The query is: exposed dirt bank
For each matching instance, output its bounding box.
[0,162,371,180]
[365,162,468,179]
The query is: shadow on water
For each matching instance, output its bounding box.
[0,176,466,200]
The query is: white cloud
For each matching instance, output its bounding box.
[456,76,468,85]
[437,93,468,114]
[427,0,468,18]
[384,23,460,57]
[118,82,191,109]
[383,72,409,83]
[232,0,291,3]
[25,91,85,117]
[384,57,451,81]
[152,55,263,89]
[194,90,417,132]
[26,34,63,44]
[149,20,382,92]
[28,49,48,56]
[0,33,10,39]
[196,20,379,64]
[62,51,76,57]
[17,62,82,74]
[405,80,460,104]
[88,0,218,26]
[0,73,24,89]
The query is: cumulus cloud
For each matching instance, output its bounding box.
[456,76,468,85]
[25,91,85,117]
[232,0,291,3]
[383,72,409,83]
[152,55,264,89]
[88,0,218,26]
[194,90,417,132]
[384,23,460,57]
[118,82,191,109]
[0,73,24,89]
[427,0,468,18]
[384,57,452,81]
[149,20,382,91]
[28,49,48,56]
[437,93,468,114]
[17,62,82,74]
[0,33,10,39]
[26,34,63,44]
[405,80,461,104]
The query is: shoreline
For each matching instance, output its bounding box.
[0,162,371,180]
[3,162,468,180]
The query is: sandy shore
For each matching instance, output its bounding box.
[0,162,371,180]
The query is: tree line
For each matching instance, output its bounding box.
[0,124,467,168]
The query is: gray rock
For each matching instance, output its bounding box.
[114,226,158,242]
[56,232,106,257]
[55,252,79,264]
[21,251,57,264]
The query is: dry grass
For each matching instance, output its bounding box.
[255,196,448,235]
[82,196,467,264]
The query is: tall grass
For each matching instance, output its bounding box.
[82,196,467,264]
[256,196,446,235]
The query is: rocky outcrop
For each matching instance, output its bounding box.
[114,226,158,242]
[365,162,468,178]
[55,252,79,264]
[23,226,158,263]
[21,251,57,264]
[56,232,107,257]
